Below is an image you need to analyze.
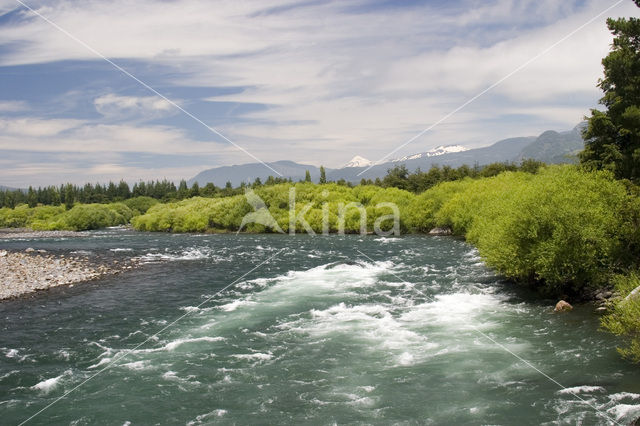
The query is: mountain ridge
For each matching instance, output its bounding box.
[188,124,585,186]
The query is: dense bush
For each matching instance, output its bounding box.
[602,272,640,362]
[418,166,631,295]
[0,205,66,228]
[123,196,159,214]
[130,183,414,234]
[0,203,134,231]
[38,203,134,231]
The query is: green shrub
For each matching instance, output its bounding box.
[601,272,640,363]
[0,205,30,228]
[123,196,158,214]
[404,180,471,232]
[432,166,630,294]
[53,203,134,231]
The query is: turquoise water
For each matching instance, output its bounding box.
[1,230,639,425]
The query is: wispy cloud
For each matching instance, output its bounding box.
[93,94,175,121]
[0,100,29,112]
[0,0,638,186]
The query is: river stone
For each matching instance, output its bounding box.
[554,300,573,312]
[429,227,452,236]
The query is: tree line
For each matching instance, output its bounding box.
[0,160,545,209]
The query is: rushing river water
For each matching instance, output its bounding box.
[1,229,640,425]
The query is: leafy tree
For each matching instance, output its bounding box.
[304,170,312,182]
[580,0,640,181]
[382,165,410,190]
[201,182,218,197]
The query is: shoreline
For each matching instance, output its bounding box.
[0,249,138,301]
[0,228,86,239]
[0,226,615,310]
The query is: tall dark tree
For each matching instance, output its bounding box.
[177,179,189,199]
[580,0,640,181]
[117,180,131,199]
[27,186,37,208]
[319,166,327,184]
[189,182,201,198]
[64,184,75,210]
[304,170,312,182]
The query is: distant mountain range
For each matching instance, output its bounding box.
[189,123,585,186]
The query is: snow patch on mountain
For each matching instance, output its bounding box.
[342,155,372,168]
[392,145,467,162]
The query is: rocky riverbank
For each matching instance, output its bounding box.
[0,228,85,239]
[0,249,137,300]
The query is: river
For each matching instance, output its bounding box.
[1,230,639,424]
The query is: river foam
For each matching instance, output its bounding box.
[4,233,639,425]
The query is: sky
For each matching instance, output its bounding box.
[0,0,638,187]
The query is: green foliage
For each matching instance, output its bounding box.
[0,203,134,231]
[43,203,134,231]
[581,2,640,181]
[319,166,327,184]
[0,205,31,228]
[382,160,542,193]
[426,166,631,294]
[404,180,471,232]
[132,195,250,233]
[601,272,640,362]
[0,204,66,228]
[132,182,409,234]
[123,196,159,215]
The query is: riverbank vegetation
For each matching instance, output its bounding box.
[0,160,545,209]
[3,165,636,299]
[579,0,640,362]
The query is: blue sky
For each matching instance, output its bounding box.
[0,0,638,186]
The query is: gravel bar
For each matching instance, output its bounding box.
[0,249,137,300]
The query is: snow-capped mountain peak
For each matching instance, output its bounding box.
[392,145,467,162]
[343,155,372,168]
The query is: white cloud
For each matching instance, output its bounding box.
[93,94,174,120]
[0,160,207,187]
[0,100,29,112]
[0,116,234,155]
[0,0,638,177]
[0,117,81,137]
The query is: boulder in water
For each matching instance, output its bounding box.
[429,227,452,236]
[554,300,573,312]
